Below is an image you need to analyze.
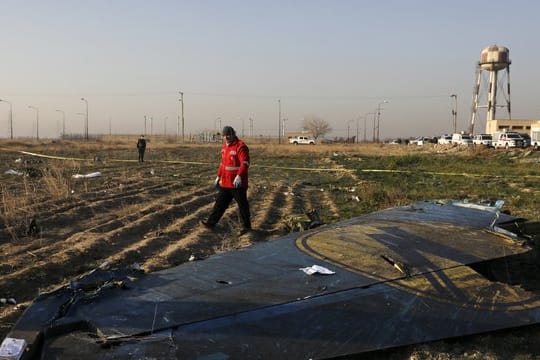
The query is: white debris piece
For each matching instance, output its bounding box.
[0,337,27,360]
[299,265,335,275]
[4,169,23,176]
[72,171,102,179]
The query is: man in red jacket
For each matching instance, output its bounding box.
[201,126,252,235]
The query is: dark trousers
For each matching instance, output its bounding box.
[207,187,251,229]
[138,149,145,162]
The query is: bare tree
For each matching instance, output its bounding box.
[302,116,332,139]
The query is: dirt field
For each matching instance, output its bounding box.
[1,140,539,359]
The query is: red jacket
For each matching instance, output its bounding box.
[217,138,250,188]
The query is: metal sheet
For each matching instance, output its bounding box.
[4,200,540,359]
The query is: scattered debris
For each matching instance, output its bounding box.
[0,298,16,306]
[299,265,335,275]
[26,219,38,237]
[0,337,26,360]
[25,167,42,178]
[216,280,232,284]
[284,208,324,232]
[381,254,411,277]
[72,172,102,179]
[306,209,323,229]
[4,169,23,176]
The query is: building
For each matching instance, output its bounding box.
[485,119,540,135]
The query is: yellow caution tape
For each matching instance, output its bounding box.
[3,148,540,178]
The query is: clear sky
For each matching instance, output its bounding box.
[1,0,539,140]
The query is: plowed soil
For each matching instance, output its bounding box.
[1,141,539,359]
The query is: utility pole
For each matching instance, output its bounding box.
[375,100,389,143]
[28,105,39,141]
[451,94,458,134]
[278,99,281,144]
[56,109,65,138]
[179,91,185,142]
[81,98,89,141]
[356,117,359,144]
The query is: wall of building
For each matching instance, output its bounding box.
[485,119,540,135]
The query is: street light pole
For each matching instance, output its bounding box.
[81,98,88,141]
[0,99,13,139]
[451,94,458,134]
[278,99,281,144]
[356,117,359,144]
[347,119,354,142]
[163,116,168,135]
[376,100,389,143]
[56,109,66,138]
[28,105,39,140]
[179,91,185,142]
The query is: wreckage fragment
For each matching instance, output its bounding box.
[2,200,540,359]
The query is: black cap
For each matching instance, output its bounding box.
[222,126,235,136]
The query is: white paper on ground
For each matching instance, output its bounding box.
[72,171,102,179]
[299,264,335,275]
[0,337,27,360]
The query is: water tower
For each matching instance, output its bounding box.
[470,44,511,134]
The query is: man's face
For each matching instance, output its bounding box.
[224,134,234,144]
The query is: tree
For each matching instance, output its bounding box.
[302,116,332,139]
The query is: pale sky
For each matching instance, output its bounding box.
[1,0,539,140]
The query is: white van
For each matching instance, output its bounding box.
[452,133,473,145]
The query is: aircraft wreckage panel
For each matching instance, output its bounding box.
[4,200,540,359]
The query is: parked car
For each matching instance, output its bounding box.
[409,136,429,146]
[519,133,531,147]
[493,132,524,149]
[288,136,316,145]
[451,133,473,145]
[437,135,452,145]
[473,134,492,147]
